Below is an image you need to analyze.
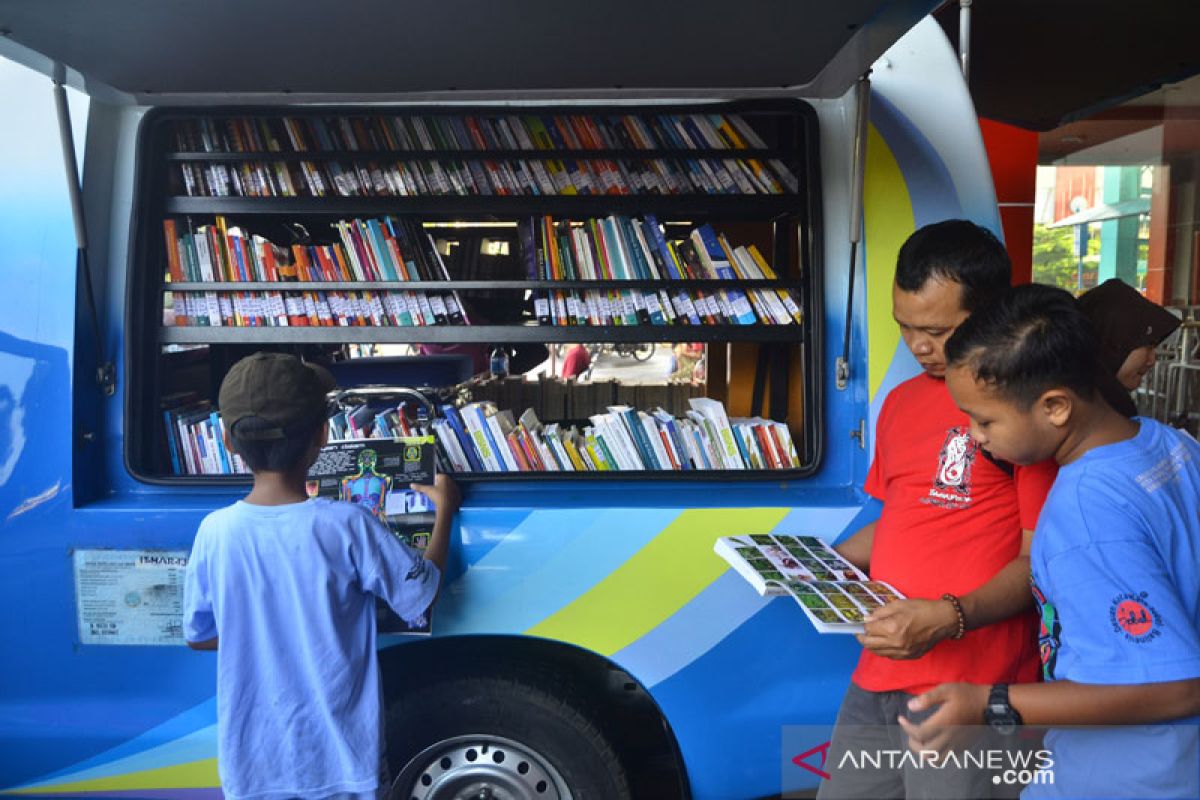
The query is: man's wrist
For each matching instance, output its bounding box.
[940,593,967,640]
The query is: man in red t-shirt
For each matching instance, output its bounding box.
[817,220,1057,799]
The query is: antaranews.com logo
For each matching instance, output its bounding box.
[782,726,1054,796]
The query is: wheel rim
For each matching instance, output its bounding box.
[392,734,573,800]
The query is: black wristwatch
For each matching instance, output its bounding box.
[983,683,1023,735]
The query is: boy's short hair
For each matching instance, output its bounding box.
[219,352,336,472]
[944,284,1100,408]
[895,219,1012,311]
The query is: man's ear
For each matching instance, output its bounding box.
[1038,388,1074,428]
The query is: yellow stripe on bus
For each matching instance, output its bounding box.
[525,508,789,655]
[7,759,219,794]
[864,124,915,402]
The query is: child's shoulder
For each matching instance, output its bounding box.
[307,496,373,523]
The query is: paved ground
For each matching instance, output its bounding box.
[527,345,679,384]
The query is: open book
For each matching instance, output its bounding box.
[714,533,904,634]
[306,437,438,635]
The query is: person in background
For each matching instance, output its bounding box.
[560,344,591,380]
[669,343,704,383]
[1077,278,1181,417]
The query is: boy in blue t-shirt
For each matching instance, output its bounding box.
[183,352,460,800]
[899,285,1200,798]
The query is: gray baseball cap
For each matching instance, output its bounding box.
[218,352,336,440]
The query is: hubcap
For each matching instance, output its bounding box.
[393,734,571,800]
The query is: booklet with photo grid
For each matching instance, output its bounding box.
[713,533,905,634]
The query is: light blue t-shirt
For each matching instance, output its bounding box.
[1029,419,1200,799]
[183,497,439,800]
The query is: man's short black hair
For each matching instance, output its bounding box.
[945,284,1100,408]
[228,416,324,473]
[895,219,1012,311]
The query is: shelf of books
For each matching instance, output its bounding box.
[159,213,804,339]
[132,100,822,483]
[163,378,801,480]
[164,108,802,195]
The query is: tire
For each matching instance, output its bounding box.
[631,343,655,363]
[385,675,632,800]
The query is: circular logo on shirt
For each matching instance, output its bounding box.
[1110,592,1161,643]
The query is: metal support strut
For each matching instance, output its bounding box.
[52,78,114,395]
[836,72,871,391]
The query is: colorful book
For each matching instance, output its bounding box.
[714,533,905,634]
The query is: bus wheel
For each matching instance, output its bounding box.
[386,676,631,800]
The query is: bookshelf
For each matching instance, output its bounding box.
[129,100,823,483]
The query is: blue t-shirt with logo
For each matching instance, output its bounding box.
[1029,419,1200,799]
[183,498,439,800]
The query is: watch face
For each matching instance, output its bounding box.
[987,704,1019,735]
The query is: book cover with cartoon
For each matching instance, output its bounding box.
[714,533,905,634]
[307,437,438,634]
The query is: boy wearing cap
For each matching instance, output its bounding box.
[182,352,460,800]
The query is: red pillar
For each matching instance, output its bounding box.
[979,118,1038,286]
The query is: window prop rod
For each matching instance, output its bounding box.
[837,72,870,391]
[53,77,114,395]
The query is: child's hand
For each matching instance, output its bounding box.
[411,474,461,514]
[898,682,989,754]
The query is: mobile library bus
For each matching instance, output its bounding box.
[0,2,1004,797]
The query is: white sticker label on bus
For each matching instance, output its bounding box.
[72,549,189,646]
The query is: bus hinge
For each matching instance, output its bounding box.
[850,418,866,450]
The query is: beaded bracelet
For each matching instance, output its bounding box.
[941,592,967,640]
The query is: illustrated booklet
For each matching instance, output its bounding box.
[713,533,905,633]
[306,437,437,634]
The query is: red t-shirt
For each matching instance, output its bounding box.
[853,374,1055,694]
[561,345,590,379]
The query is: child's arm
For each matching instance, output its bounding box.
[899,678,1200,752]
[187,637,219,651]
[183,526,219,652]
[410,474,460,575]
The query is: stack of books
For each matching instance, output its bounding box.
[164,393,799,476]
[162,395,247,476]
[527,216,802,327]
[423,397,800,474]
[170,111,800,199]
[162,216,468,328]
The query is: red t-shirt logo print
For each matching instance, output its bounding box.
[793,741,832,780]
[938,432,972,487]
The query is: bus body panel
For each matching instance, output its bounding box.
[0,17,1000,800]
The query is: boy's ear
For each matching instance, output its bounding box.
[311,421,329,451]
[1037,388,1074,428]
